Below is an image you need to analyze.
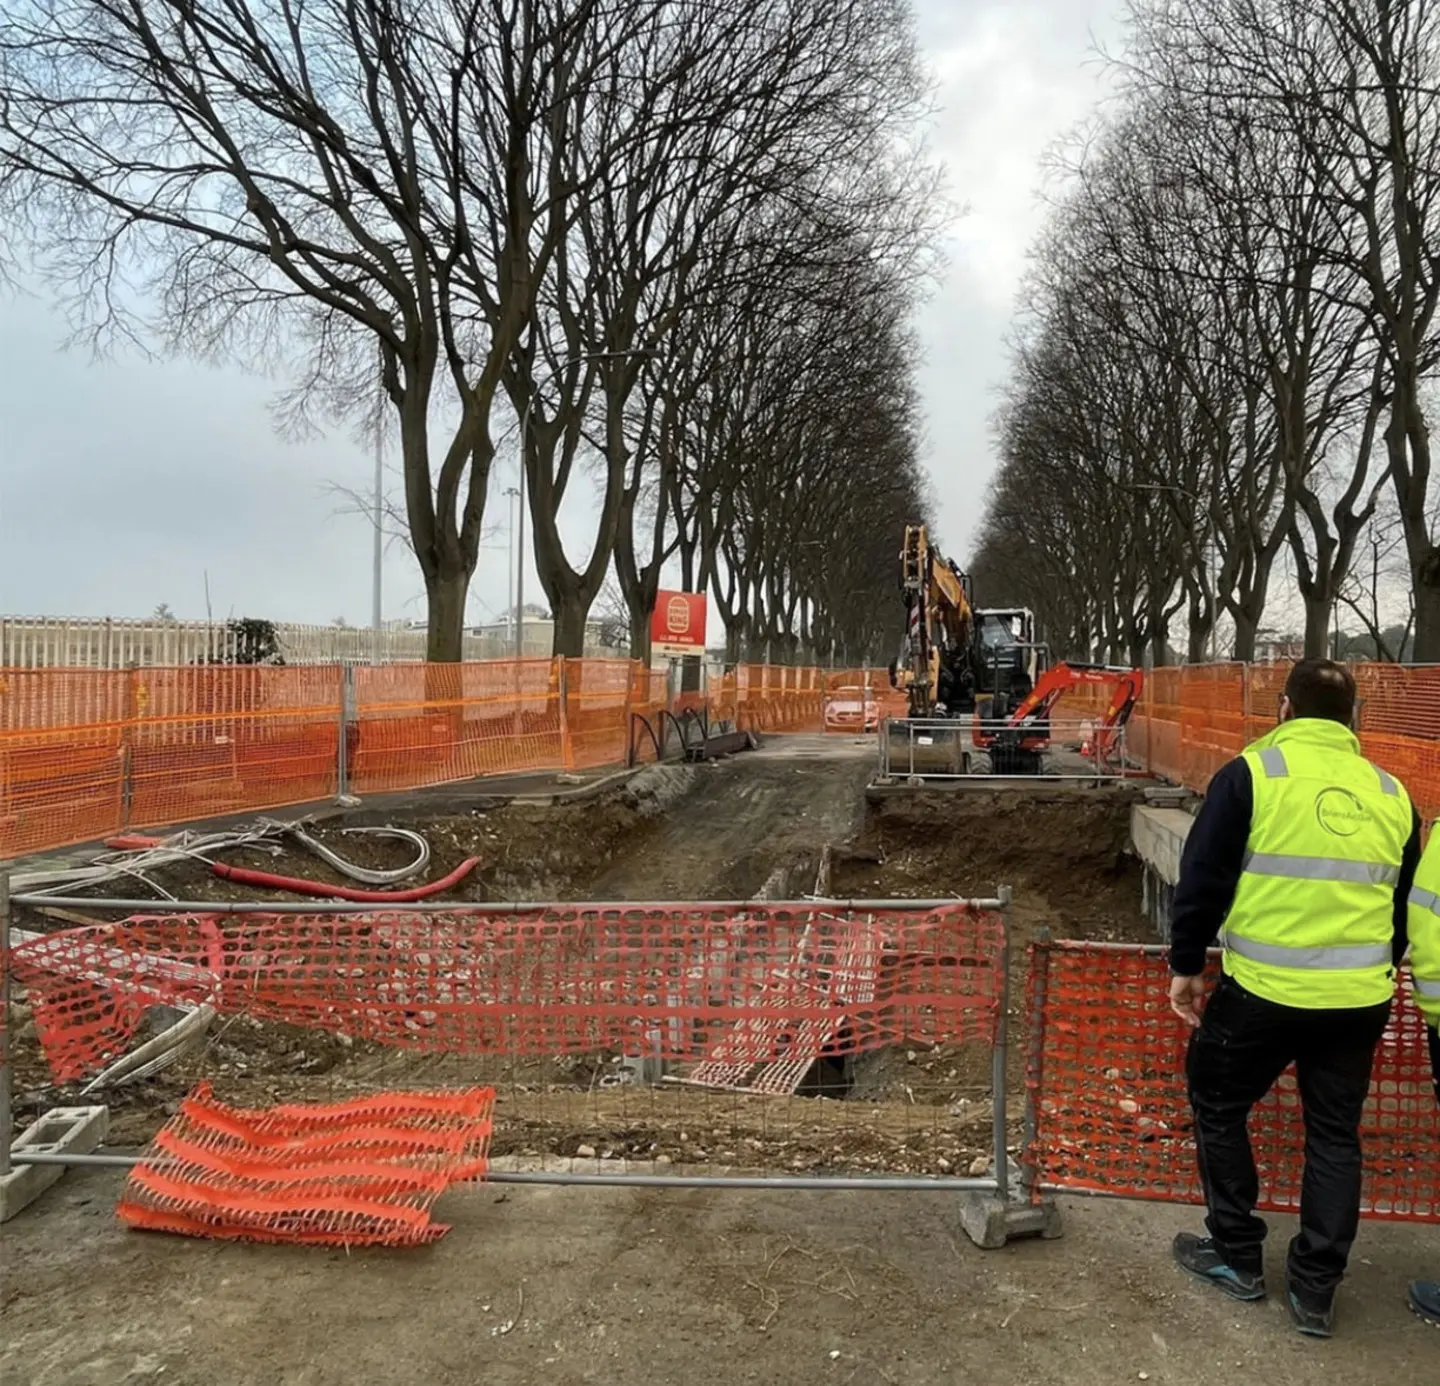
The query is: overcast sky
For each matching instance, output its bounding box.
[0,0,1121,628]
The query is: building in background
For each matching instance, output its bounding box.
[0,607,627,668]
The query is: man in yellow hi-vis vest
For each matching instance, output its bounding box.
[1404,834,1440,1326]
[1167,659,1419,1338]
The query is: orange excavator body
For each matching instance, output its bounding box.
[972,662,1144,769]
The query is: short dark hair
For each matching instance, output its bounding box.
[1284,658,1356,725]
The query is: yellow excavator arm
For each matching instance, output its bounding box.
[894,525,975,717]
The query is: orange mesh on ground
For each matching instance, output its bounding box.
[15,904,1006,1084]
[117,1082,494,1246]
[1026,943,1440,1221]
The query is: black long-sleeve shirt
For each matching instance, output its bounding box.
[1168,756,1421,976]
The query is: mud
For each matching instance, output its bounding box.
[832,787,1156,1104]
[11,753,1147,1156]
[12,765,698,925]
[5,1168,1436,1386]
[9,746,1438,1385]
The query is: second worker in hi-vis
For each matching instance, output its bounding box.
[1165,658,1420,1339]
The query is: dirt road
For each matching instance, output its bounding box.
[587,735,874,899]
[4,1167,1435,1386]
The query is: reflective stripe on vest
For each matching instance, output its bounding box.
[1243,851,1400,885]
[1407,885,1440,1001]
[1221,931,1391,970]
[1258,746,1287,778]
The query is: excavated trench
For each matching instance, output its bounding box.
[9,742,1157,1170]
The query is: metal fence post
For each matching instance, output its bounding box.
[336,663,357,803]
[558,657,573,772]
[1020,926,1051,1204]
[992,884,1012,1205]
[120,663,140,831]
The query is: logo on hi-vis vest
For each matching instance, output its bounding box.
[1315,787,1373,837]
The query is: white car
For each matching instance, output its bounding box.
[824,686,880,732]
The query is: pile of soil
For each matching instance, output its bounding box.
[833,786,1154,947]
[829,786,1159,1107]
[11,766,695,927]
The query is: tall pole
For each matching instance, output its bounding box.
[505,486,519,634]
[371,345,384,666]
[515,402,529,660]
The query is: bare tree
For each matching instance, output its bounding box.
[0,0,572,659]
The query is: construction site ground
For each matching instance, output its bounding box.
[5,735,1437,1384]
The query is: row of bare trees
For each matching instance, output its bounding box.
[0,0,937,662]
[973,0,1440,665]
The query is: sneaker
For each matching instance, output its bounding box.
[1172,1232,1267,1302]
[1410,1280,1440,1327]
[1285,1281,1335,1339]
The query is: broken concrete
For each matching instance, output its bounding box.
[1,1105,109,1223]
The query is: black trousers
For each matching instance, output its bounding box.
[1185,975,1390,1302]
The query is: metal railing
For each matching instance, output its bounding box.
[876,716,1139,783]
[1,885,1053,1245]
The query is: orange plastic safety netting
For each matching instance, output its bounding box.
[1026,943,1440,1221]
[14,904,1007,1086]
[1127,662,1440,818]
[116,1082,494,1246]
[0,656,848,857]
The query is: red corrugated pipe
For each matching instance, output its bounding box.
[211,857,480,901]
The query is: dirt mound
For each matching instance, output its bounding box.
[13,769,698,921]
[834,786,1151,944]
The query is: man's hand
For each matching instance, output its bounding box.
[1169,972,1206,1027]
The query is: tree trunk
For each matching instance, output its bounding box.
[629,608,652,664]
[1231,609,1260,663]
[423,567,469,663]
[1186,592,1212,664]
[1412,573,1440,664]
[1302,595,1333,659]
[551,593,589,659]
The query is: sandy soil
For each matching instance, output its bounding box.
[4,1167,1436,1386]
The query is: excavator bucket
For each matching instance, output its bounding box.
[882,717,972,780]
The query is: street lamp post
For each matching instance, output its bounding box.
[505,486,520,646]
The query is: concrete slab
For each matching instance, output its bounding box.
[1131,805,1196,942]
[1131,805,1195,885]
[1,1105,109,1223]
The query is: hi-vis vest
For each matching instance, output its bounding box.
[1221,718,1411,1009]
[1406,837,1440,1028]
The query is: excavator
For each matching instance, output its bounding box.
[887,524,1143,776]
[972,662,1145,775]
[889,525,1038,717]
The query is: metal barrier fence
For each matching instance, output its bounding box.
[1130,661,1440,817]
[0,659,858,860]
[1025,940,1440,1220]
[877,718,1134,782]
[3,889,1055,1245]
